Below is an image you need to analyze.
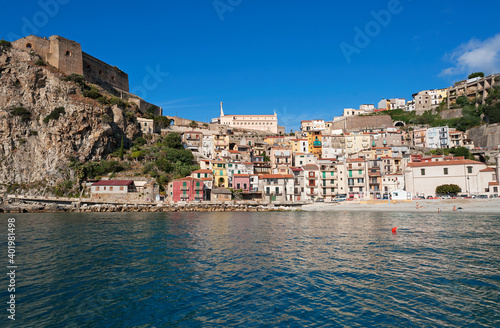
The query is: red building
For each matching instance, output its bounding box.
[171,177,205,202]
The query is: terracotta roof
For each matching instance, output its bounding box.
[290,167,303,171]
[480,167,496,172]
[372,147,391,149]
[407,159,484,167]
[192,169,212,174]
[92,180,134,186]
[201,178,213,181]
[261,174,293,179]
[234,174,251,177]
[228,150,240,153]
[174,177,203,182]
[489,182,499,186]
[302,164,319,170]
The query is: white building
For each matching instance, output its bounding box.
[405,159,498,197]
[426,126,450,149]
[201,135,213,159]
[217,102,279,134]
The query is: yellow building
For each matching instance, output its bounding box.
[307,131,323,158]
[345,132,370,156]
[213,134,229,159]
[212,161,228,188]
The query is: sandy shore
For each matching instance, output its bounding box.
[301,198,500,214]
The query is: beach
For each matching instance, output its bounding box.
[302,198,500,214]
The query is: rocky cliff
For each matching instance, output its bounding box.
[0,46,140,190]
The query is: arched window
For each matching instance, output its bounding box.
[65,50,72,56]
[26,43,32,49]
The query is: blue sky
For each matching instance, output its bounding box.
[2,0,500,130]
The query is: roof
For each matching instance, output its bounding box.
[261,174,293,179]
[480,167,496,172]
[174,177,203,182]
[302,164,319,170]
[92,180,134,186]
[290,167,303,172]
[407,159,484,168]
[234,174,251,177]
[228,150,240,153]
[489,182,499,186]
[192,169,212,174]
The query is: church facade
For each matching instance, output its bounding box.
[216,102,279,134]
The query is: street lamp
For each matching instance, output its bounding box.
[467,176,470,197]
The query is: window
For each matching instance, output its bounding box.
[275,187,279,194]
[421,169,425,176]
[467,166,473,174]
[26,43,32,48]
[444,168,448,175]
[65,50,72,56]
[110,186,113,191]
[103,187,106,191]
[96,186,100,191]
[120,186,124,191]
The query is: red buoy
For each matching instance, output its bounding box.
[392,227,397,234]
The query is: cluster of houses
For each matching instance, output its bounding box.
[90,73,500,204]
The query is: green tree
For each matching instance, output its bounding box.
[189,120,198,128]
[131,150,144,161]
[436,184,461,195]
[155,156,174,173]
[468,72,484,79]
[162,132,183,149]
[134,136,147,146]
[154,116,172,129]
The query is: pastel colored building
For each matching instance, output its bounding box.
[171,177,205,202]
[217,102,279,134]
[233,174,251,192]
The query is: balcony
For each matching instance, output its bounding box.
[308,183,316,187]
[306,191,317,196]
[306,175,316,179]
[180,186,190,191]
[265,192,283,196]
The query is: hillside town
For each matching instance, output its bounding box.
[92,72,500,205]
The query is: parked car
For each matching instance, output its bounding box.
[477,194,488,199]
[333,194,347,202]
[315,198,324,202]
[489,194,498,198]
[440,195,452,199]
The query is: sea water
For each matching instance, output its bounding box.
[0,211,499,327]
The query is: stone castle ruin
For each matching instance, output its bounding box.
[12,35,129,92]
[12,35,162,116]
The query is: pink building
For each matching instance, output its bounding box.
[171,177,204,202]
[233,174,251,192]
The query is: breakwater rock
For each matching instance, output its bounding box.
[0,201,299,213]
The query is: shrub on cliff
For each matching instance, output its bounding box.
[109,97,128,108]
[63,73,89,91]
[43,107,65,123]
[83,86,102,99]
[35,59,46,66]
[0,39,12,52]
[10,106,31,122]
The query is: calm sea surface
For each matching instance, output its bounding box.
[0,211,499,327]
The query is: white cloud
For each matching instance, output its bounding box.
[440,34,500,76]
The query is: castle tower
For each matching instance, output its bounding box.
[220,102,224,117]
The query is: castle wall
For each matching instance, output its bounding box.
[48,35,83,76]
[12,35,51,61]
[82,52,129,92]
[12,35,128,92]
[332,115,394,132]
